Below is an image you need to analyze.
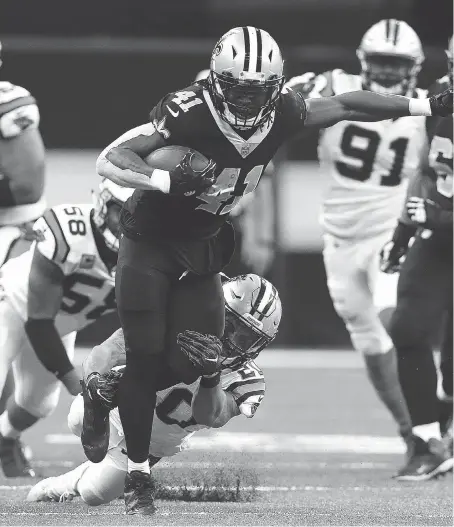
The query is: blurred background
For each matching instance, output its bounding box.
[1,0,452,348]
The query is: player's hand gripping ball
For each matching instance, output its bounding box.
[177,330,223,378]
[145,146,217,196]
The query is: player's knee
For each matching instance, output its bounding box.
[67,394,84,437]
[16,390,60,419]
[78,486,111,506]
[389,308,430,352]
[344,310,393,356]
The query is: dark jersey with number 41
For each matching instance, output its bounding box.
[121,81,306,240]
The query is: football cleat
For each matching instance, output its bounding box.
[80,377,110,463]
[124,471,157,515]
[0,433,36,478]
[27,477,76,502]
[393,435,453,481]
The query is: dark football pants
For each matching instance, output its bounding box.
[115,235,225,463]
[389,233,453,428]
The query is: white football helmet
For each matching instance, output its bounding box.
[357,19,424,95]
[194,69,210,82]
[221,274,282,368]
[208,27,285,129]
[92,179,134,252]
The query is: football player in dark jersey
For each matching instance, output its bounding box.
[381,115,453,481]
[95,26,452,514]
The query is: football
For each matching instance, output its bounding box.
[144,146,211,173]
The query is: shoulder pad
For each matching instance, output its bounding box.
[149,84,206,141]
[330,70,362,95]
[34,204,95,273]
[413,87,428,99]
[0,82,39,138]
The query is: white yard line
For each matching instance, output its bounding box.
[45,431,405,454]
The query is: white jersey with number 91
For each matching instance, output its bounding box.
[291,69,428,239]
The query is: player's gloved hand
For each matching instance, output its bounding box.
[406,196,453,230]
[429,88,453,117]
[380,221,417,274]
[169,151,217,196]
[177,330,223,377]
[85,369,123,411]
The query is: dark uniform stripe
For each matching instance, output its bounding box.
[43,210,70,263]
[0,95,36,117]
[256,28,263,72]
[235,390,265,406]
[242,26,250,71]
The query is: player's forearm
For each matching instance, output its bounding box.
[97,150,170,193]
[192,376,229,427]
[305,91,432,128]
[24,318,75,380]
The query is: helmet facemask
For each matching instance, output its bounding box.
[209,70,284,129]
[358,52,420,95]
[220,274,281,370]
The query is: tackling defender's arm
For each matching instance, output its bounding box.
[191,373,241,428]
[304,89,452,128]
[24,248,80,395]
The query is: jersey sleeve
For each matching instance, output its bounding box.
[33,205,91,275]
[0,83,40,139]
[149,84,205,143]
[222,361,265,418]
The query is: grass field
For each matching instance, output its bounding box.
[0,349,451,526]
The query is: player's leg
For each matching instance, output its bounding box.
[0,298,37,477]
[167,272,225,386]
[323,234,411,439]
[389,235,453,480]
[114,235,180,514]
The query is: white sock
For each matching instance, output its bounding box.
[127,459,150,474]
[0,411,20,439]
[413,422,441,442]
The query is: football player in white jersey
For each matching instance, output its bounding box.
[0,179,133,477]
[286,20,430,447]
[26,274,278,507]
[0,41,46,266]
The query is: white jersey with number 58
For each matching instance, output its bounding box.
[0,204,116,335]
[288,69,428,239]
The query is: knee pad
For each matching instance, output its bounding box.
[67,394,84,437]
[389,308,431,353]
[16,387,60,419]
[77,461,125,506]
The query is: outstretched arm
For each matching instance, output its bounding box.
[305,89,452,129]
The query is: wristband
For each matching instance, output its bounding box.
[149,169,171,193]
[200,371,221,388]
[408,98,432,117]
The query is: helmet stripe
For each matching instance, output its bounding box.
[248,27,258,73]
[242,26,251,71]
[385,19,390,41]
[256,28,263,72]
[258,285,278,321]
[393,20,400,46]
[250,279,267,316]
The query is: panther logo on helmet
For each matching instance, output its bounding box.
[357,19,424,95]
[208,27,285,129]
[221,274,282,369]
[92,179,134,252]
